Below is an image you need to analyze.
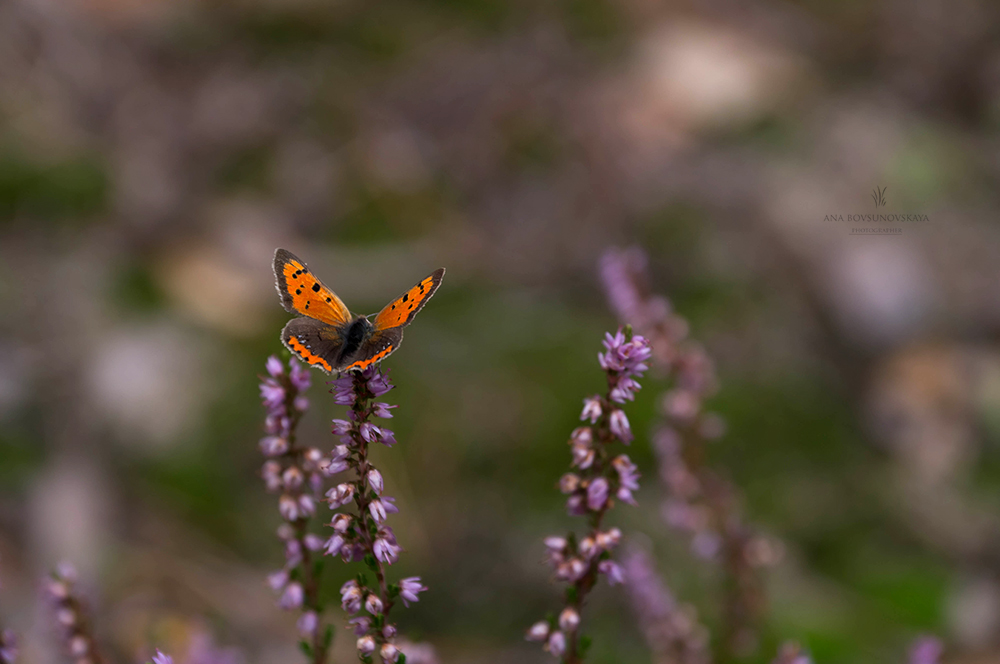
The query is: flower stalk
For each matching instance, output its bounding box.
[528,328,651,663]
[325,368,425,664]
[601,246,780,658]
[44,562,105,664]
[259,356,334,664]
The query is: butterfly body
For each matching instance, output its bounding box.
[273,248,444,373]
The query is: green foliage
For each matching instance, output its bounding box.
[0,148,108,221]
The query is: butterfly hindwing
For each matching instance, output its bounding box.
[372,268,445,332]
[274,249,351,326]
[281,317,346,374]
[342,327,404,373]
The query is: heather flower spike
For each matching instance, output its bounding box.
[601,246,779,658]
[321,366,427,661]
[529,326,650,663]
[622,546,710,664]
[151,651,174,664]
[0,629,16,664]
[907,637,944,664]
[44,562,106,664]
[259,356,335,664]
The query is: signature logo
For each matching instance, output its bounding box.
[871,186,887,208]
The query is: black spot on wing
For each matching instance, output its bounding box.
[312,283,321,292]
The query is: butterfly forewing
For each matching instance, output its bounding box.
[274,249,351,326]
[372,268,445,331]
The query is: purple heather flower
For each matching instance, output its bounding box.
[153,650,175,664]
[365,594,384,615]
[331,375,356,405]
[610,376,641,404]
[261,461,282,491]
[331,513,353,532]
[613,455,639,490]
[380,495,398,516]
[340,542,367,563]
[359,422,380,443]
[664,389,700,421]
[297,611,318,636]
[265,356,284,378]
[267,570,289,591]
[374,529,402,564]
[367,469,384,494]
[526,621,550,642]
[598,560,625,585]
[341,580,363,614]
[596,527,622,551]
[326,483,355,508]
[357,636,376,657]
[383,625,398,640]
[609,409,633,443]
[366,369,393,396]
[587,477,609,511]
[331,419,352,435]
[566,494,587,516]
[69,636,88,657]
[369,499,388,523]
[0,632,16,664]
[546,631,567,657]
[349,617,372,636]
[558,607,581,632]
[691,531,722,560]
[581,397,603,423]
[571,443,595,469]
[544,536,568,553]
[599,246,653,325]
[571,426,593,445]
[622,546,709,663]
[381,643,401,663]
[279,582,304,610]
[559,473,580,493]
[324,534,345,556]
[260,382,285,411]
[908,637,943,664]
[379,427,397,447]
[557,558,587,582]
[399,577,427,607]
[289,359,311,391]
[284,539,303,567]
[326,446,350,475]
[373,402,396,418]
[259,435,288,457]
[282,466,304,490]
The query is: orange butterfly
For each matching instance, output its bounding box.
[273,248,445,373]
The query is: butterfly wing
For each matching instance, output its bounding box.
[274,248,351,326]
[341,268,445,372]
[371,268,445,331]
[342,327,404,373]
[281,317,345,374]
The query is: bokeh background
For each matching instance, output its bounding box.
[2,0,1000,662]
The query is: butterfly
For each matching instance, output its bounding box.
[273,248,445,373]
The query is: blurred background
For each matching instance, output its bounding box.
[2,0,1000,662]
